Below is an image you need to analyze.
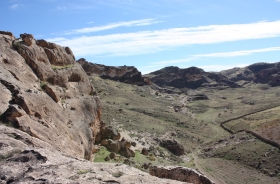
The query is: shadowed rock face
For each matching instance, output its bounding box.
[221,62,280,86]
[145,66,238,89]
[149,166,215,184]
[0,31,101,160]
[77,58,147,85]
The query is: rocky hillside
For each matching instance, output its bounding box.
[77,58,147,85]
[221,62,280,86]
[144,66,239,89]
[141,62,280,90]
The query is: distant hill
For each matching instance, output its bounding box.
[221,62,280,86]
[143,62,280,89]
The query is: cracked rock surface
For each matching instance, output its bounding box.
[0,125,186,184]
[0,32,101,161]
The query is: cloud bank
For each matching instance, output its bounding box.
[47,20,280,57]
[61,19,163,35]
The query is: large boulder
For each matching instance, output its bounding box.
[95,123,121,143]
[159,139,185,156]
[0,31,101,160]
[101,138,135,158]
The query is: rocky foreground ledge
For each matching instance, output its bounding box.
[0,125,188,184]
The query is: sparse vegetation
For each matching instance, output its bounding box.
[51,64,74,70]
[93,146,112,162]
[12,41,24,50]
[77,169,90,175]
[40,81,48,88]
[112,171,123,178]
[0,149,21,161]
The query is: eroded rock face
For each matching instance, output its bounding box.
[0,31,101,160]
[77,58,147,85]
[149,166,215,184]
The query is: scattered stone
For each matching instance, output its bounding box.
[109,152,116,159]
[141,148,149,156]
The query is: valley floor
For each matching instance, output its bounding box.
[90,76,280,183]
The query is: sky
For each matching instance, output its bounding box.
[1,0,280,74]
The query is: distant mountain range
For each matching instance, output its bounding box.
[80,59,280,89]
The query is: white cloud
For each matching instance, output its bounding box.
[139,64,249,74]
[150,47,280,67]
[194,47,280,58]
[196,64,248,72]
[55,4,94,11]
[61,19,163,35]
[55,6,67,10]
[10,4,19,9]
[47,20,280,57]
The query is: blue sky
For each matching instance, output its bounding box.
[1,0,280,74]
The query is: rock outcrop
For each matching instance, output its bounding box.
[77,58,147,85]
[0,31,101,160]
[149,166,215,184]
[145,66,238,89]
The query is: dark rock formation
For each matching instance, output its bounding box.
[145,66,238,89]
[149,166,215,184]
[0,31,101,161]
[141,147,149,156]
[159,139,185,156]
[77,58,147,85]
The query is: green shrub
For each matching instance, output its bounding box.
[77,170,90,174]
